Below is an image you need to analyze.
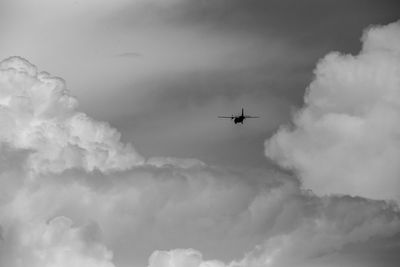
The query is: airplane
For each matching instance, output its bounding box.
[218,108,259,124]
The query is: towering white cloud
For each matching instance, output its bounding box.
[0,56,144,174]
[265,21,400,201]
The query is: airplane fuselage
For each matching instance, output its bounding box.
[234,116,245,124]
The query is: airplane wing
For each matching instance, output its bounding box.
[218,116,233,118]
[244,116,259,118]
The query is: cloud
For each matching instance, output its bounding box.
[0,216,115,267]
[146,157,206,168]
[4,163,398,267]
[236,196,400,267]
[0,164,300,266]
[0,56,144,174]
[147,195,400,267]
[148,249,225,267]
[265,20,400,201]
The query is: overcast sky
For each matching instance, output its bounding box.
[1,1,400,267]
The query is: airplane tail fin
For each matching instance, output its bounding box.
[242,108,244,117]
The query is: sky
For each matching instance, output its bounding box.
[0,1,400,267]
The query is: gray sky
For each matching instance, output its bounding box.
[1,1,400,267]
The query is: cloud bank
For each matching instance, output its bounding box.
[0,21,400,267]
[1,216,115,267]
[266,20,400,201]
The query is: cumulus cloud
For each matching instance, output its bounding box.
[265,20,400,201]
[0,56,144,174]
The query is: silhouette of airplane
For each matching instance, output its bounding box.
[218,108,259,124]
